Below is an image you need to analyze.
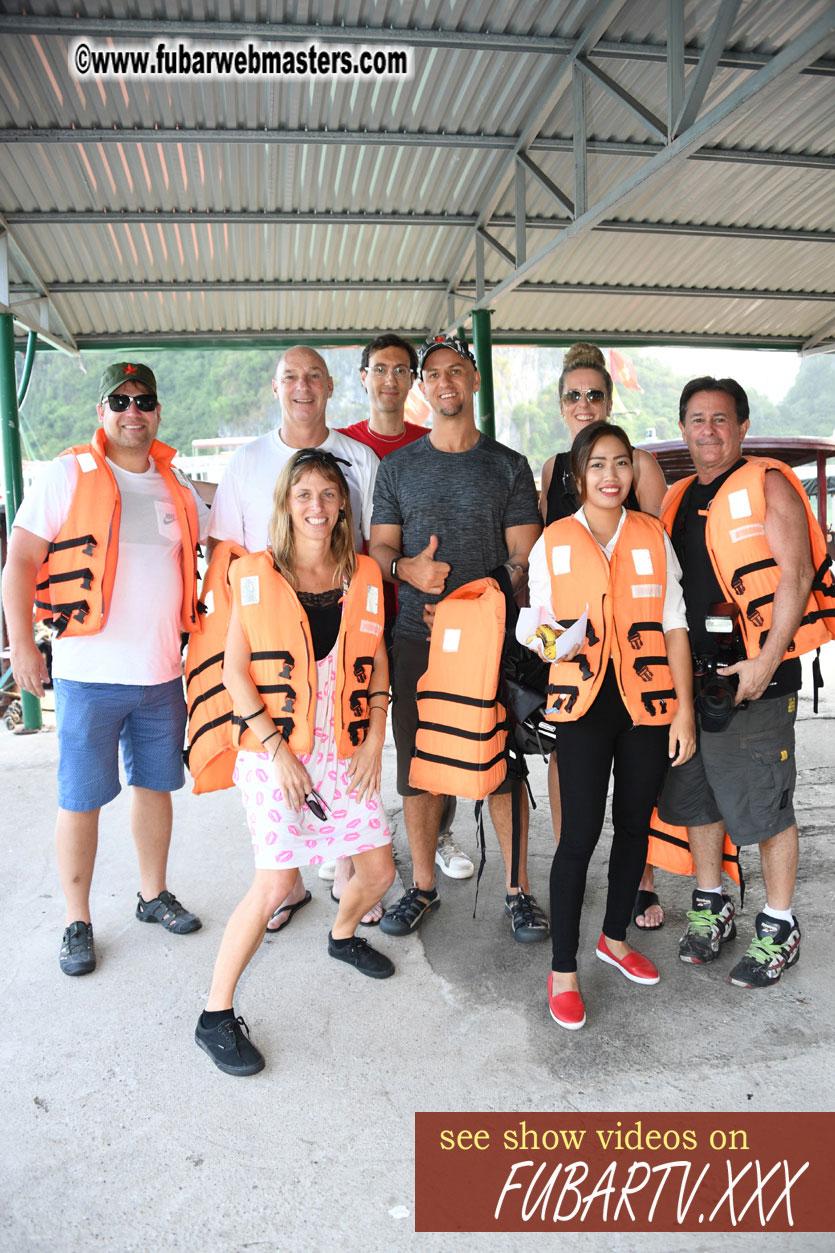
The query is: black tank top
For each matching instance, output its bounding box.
[544,450,640,525]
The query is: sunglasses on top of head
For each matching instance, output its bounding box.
[562,388,606,405]
[106,392,158,412]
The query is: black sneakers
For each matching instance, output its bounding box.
[59,920,96,976]
[379,885,440,936]
[328,933,395,979]
[195,1014,265,1076]
[728,913,801,988]
[678,890,736,964]
[136,890,202,934]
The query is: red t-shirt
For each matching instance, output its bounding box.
[338,419,426,460]
[339,419,428,623]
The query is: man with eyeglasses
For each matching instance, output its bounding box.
[208,344,381,928]
[2,362,210,977]
[339,333,426,461]
[340,332,474,882]
[370,334,548,942]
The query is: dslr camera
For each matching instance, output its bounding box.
[693,602,746,733]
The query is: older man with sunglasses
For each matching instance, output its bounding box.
[2,362,210,978]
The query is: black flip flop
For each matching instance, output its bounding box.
[265,889,312,934]
[632,889,664,929]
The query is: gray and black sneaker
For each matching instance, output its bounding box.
[195,1014,265,1076]
[505,891,550,943]
[59,920,96,976]
[678,890,736,964]
[136,890,202,934]
[728,913,801,988]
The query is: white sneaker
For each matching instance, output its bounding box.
[434,832,474,880]
[318,861,337,882]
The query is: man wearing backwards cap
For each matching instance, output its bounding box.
[2,362,210,978]
[370,334,548,942]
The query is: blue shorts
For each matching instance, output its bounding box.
[54,677,187,812]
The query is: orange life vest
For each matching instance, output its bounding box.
[231,552,385,758]
[184,541,246,794]
[33,427,201,638]
[409,577,508,800]
[543,512,679,725]
[646,807,742,888]
[661,458,835,659]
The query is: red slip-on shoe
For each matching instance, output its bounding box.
[596,934,660,985]
[547,972,586,1030]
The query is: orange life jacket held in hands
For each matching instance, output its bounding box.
[543,512,679,725]
[184,541,246,794]
[409,577,508,799]
[33,427,202,638]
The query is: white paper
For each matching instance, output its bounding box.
[517,606,588,662]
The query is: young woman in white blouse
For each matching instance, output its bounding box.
[528,422,695,1030]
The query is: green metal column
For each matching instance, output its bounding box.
[0,313,42,730]
[472,308,495,439]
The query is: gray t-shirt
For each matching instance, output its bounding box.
[371,433,540,640]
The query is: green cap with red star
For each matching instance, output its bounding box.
[98,362,157,402]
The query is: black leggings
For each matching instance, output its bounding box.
[550,664,670,972]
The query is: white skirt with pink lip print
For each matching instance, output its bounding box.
[233,640,391,869]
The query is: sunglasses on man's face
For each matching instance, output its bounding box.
[562,388,606,405]
[106,392,158,412]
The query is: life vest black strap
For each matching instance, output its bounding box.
[412,747,507,772]
[746,592,773,626]
[415,718,507,743]
[233,713,294,741]
[349,688,368,718]
[251,650,295,678]
[627,621,663,649]
[546,684,579,714]
[416,690,499,710]
[48,534,96,556]
[640,688,676,715]
[34,598,90,635]
[731,557,776,594]
[353,655,374,681]
[187,682,227,720]
[188,709,234,748]
[800,607,835,628]
[38,567,95,591]
[346,718,369,746]
[633,655,668,681]
[185,651,224,686]
[812,554,834,595]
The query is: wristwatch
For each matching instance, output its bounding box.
[390,556,400,581]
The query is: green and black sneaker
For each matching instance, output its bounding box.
[678,890,736,964]
[728,913,801,988]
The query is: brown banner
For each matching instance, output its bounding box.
[415,1112,834,1233]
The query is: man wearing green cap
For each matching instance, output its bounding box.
[2,363,210,977]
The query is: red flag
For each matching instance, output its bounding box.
[609,348,643,391]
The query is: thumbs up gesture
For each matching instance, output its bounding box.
[407,534,450,595]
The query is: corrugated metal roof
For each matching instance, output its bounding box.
[0,0,833,352]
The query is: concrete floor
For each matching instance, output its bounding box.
[1,652,833,1252]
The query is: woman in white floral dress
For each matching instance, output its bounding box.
[195,449,395,1076]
